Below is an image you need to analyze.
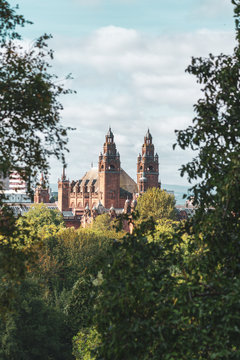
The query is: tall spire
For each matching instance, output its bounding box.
[40,172,44,184]
[62,165,66,181]
[98,128,121,208]
[137,130,159,193]
[106,127,114,143]
[144,129,152,144]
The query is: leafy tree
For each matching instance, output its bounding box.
[0,1,73,196]
[0,1,73,310]
[136,187,176,221]
[54,228,120,329]
[86,2,240,359]
[17,203,65,239]
[0,279,73,360]
[91,220,187,360]
[91,213,112,232]
[0,1,29,42]
[174,0,240,264]
[175,0,240,225]
[72,327,100,360]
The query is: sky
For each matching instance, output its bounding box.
[14,0,236,185]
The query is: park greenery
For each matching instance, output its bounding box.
[136,187,176,221]
[0,0,73,313]
[1,0,240,359]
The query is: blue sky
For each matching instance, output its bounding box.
[15,0,236,185]
[17,0,234,35]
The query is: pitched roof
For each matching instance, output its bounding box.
[80,167,137,194]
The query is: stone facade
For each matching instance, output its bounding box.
[137,129,160,193]
[34,173,50,204]
[58,129,160,214]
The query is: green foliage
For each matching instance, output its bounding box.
[175,1,240,221]
[0,206,119,356]
[17,203,65,239]
[0,2,73,195]
[72,327,101,360]
[136,187,176,221]
[92,220,183,360]
[86,3,240,359]
[150,218,179,242]
[0,0,30,41]
[91,213,112,231]
[28,225,119,333]
[0,1,73,313]
[66,277,96,334]
[0,279,73,360]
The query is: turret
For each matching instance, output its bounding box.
[98,128,121,208]
[58,166,70,211]
[137,130,159,193]
[124,198,131,214]
[34,173,50,204]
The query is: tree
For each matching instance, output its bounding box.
[17,203,65,239]
[91,219,190,360]
[86,2,240,359]
[0,1,73,311]
[0,2,73,196]
[0,279,73,360]
[136,187,176,222]
[72,327,100,360]
[174,0,240,260]
[91,213,113,232]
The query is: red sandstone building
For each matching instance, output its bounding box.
[58,128,160,214]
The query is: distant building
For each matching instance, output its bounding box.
[0,170,28,191]
[137,129,160,193]
[34,173,50,204]
[9,171,27,191]
[2,129,161,230]
[58,128,161,215]
[2,190,31,204]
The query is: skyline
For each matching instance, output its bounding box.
[14,0,236,185]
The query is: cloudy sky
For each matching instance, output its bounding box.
[16,0,236,185]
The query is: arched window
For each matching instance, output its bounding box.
[109,164,115,170]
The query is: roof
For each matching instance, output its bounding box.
[81,167,98,183]
[120,169,138,193]
[80,167,137,194]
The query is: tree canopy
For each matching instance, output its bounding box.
[136,187,176,221]
[0,0,73,312]
[0,1,73,198]
[80,2,240,359]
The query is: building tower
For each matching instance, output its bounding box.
[34,173,50,203]
[58,166,70,212]
[137,129,160,193]
[98,128,121,208]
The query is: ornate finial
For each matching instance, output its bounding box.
[107,127,113,138]
[144,128,152,144]
[40,172,44,184]
[62,165,66,181]
[146,129,152,138]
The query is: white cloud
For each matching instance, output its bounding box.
[48,26,236,185]
[195,0,233,18]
